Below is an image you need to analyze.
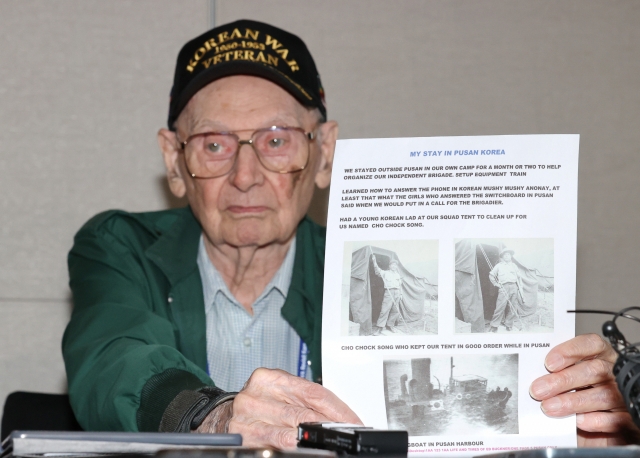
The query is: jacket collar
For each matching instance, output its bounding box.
[144,208,323,295]
[145,207,203,285]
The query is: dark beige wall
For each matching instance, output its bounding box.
[1,1,638,403]
[0,0,209,406]
[217,0,640,338]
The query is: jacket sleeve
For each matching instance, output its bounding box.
[62,213,218,432]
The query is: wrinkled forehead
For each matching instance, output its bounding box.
[176,75,313,132]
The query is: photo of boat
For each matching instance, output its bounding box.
[384,354,518,436]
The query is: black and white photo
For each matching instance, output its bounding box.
[342,240,438,336]
[454,238,554,334]
[384,354,519,436]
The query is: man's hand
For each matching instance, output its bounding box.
[529,334,640,446]
[197,368,362,448]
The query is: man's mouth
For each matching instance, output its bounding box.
[226,205,270,214]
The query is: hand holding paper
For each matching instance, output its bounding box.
[530,334,640,446]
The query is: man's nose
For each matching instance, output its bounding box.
[229,141,264,191]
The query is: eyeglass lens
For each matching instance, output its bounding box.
[185,127,309,177]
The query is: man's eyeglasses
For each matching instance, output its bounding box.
[177,126,316,179]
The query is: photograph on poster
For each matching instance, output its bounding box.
[454,238,554,334]
[384,354,519,437]
[342,240,438,336]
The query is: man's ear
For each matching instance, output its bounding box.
[314,120,338,189]
[157,128,187,198]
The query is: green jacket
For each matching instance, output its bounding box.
[62,207,325,432]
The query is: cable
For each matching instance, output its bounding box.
[568,309,640,326]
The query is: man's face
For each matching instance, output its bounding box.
[502,253,512,262]
[158,76,337,249]
[390,262,399,272]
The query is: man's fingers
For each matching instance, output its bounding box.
[531,357,615,400]
[296,378,363,423]
[578,429,634,448]
[272,375,362,423]
[576,410,636,435]
[233,390,332,428]
[539,383,625,417]
[578,411,640,447]
[543,334,616,372]
[244,368,362,424]
[228,418,299,449]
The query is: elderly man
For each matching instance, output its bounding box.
[63,19,358,446]
[63,19,638,449]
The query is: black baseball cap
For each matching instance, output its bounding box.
[168,19,326,129]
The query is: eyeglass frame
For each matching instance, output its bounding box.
[176,125,317,179]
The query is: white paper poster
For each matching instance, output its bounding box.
[321,135,579,456]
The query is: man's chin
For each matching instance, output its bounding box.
[220,218,282,247]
